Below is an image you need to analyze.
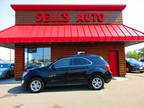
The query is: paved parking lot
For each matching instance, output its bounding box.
[0,73,144,108]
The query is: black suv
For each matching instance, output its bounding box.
[22,54,112,93]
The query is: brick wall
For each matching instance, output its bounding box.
[15,45,24,79]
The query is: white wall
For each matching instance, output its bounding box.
[0,47,14,62]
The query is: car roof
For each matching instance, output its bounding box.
[72,54,100,58]
[57,54,100,60]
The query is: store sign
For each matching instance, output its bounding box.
[16,10,122,24]
[36,12,105,23]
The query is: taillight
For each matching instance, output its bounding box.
[106,64,111,71]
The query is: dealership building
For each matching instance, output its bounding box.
[0,4,144,79]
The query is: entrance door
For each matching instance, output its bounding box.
[108,50,119,76]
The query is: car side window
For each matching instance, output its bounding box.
[71,57,91,66]
[54,58,71,68]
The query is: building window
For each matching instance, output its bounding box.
[25,48,51,68]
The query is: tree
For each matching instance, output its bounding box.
[138,48,144,57]
[126,50,140,59]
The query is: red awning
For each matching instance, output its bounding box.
[11,4,126,11]
[0,24,144,43]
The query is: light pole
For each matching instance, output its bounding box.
[10,48,11,63]
[27,48,29,66]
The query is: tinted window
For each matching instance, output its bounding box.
[87,56,107,65]
[54,58,70,68]
[72,57,91,65]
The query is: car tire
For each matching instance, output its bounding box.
[28,77,45,93]
[89,75,104,90]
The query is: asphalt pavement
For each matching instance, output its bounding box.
[0,73,144,108]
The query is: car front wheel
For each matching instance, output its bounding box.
[28,77,45,93]
[89,75,104,90]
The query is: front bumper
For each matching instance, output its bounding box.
[21,80,24,85]
[21,71,29,88]
[21,78,28,88]
[131,70,140,73]
[21,79,25,87]
[130,66,143,73]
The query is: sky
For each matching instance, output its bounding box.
[0,0,144,61]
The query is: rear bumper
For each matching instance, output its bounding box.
[104,71,112,83]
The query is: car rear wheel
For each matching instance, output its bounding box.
[89,75,104,90]
[28,77,45,93]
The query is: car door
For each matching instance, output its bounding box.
[67,57,92,84]
[47,58,71,85]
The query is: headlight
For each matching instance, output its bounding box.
[140,67,143,69]
[22,71,28,78]
[21,80,24,84]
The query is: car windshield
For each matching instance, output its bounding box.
[0,64,11,68]
[127,58,140,64]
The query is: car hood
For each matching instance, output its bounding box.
[26,67,39,71]
[28,66,48,73]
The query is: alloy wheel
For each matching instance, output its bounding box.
[30,79,42,92]
[89,75,104,90]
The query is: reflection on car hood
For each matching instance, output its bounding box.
[29,66,48,73]
[26,66,41,72]
[0,68,8,72]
